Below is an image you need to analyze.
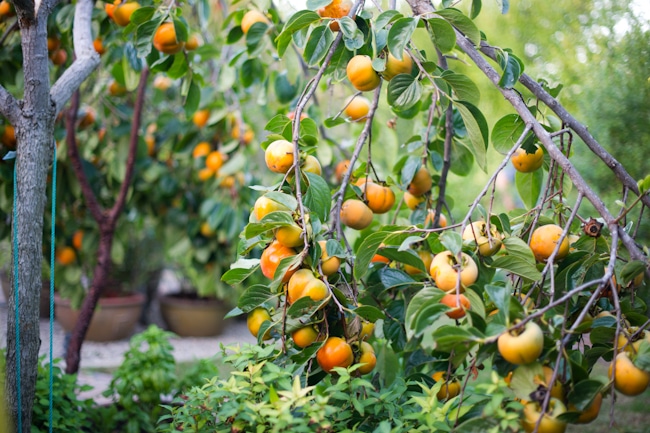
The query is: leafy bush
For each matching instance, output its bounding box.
[159,344,521,432]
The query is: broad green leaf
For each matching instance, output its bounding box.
[387,74,422,110]
[484,284,510,319]
[354,231,390,280]
[435,8,480,46]
[620,260,646,286]
[491,114,528,154]
[510,363,544,400]
[304,172,331,222]
[304,25,334,66]
[276,11,321,56]
[246,22,269,54]
[432,325,481,352]
[427,18,456,53]
[439,231,462,255]
[355,305,386,322]
[274,72,300,104]
[454,101,488,172]
[222,261,260,285]
[135,18,161,58]
[325,43,353,81]
[183,80,201,118]
[387,17,418,59]
[375,10,403,30]
[237,285,276,312]
[264,192,298,211]
[497,51,524,89]
[515,170,543,209]
[470,0,482,18]
[413,302,448,336]
[441,71,480,105]
[567,379,603,411]
[240,58,265,87]
[490,256,542,281]
[502,237,536,265]
[405,285,442,333]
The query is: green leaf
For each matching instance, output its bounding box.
[246,22,268,54]
[427,18,456,53]
[620,260,646,286]
[276,11,321,56]
[354,231,390,280]
[510,363,544,400]
[413,302,448,336]
[484,284,510,319]
[502,237,536,265]
[491,114,528,155]
[490,256,542,281]
[304,172,331,222]
[387,17,418,59]
[135,18,161,58]
[470,0,482,18]
[355,305,386,322]
[387,74,422,110]
[515,170,543,209]
[166,53,189,79]
[441,71,480,105]
[405,285,442,333]
[375,10,403,30]
[325,43,353,81]
[304,25,334,66]
[435,8,480,46]
[439,231,462,255]
[567,379,603,411]
[455,101,488,172]
[183,80,201,118]
[497,51,524,89]
[432,325,480,352]
[237,285,276,312]
[240,58,265,87]
[265,192,298,211]
[222,263,259,285]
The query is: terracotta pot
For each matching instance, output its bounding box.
[54,293,145,342]
[159,294,229,337]
[1,273,51,319]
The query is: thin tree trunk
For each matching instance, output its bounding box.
[5,10,54,431]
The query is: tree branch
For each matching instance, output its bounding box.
[50,0,100,115]
[108,68,150,225]
[65,92,106,225]
[449,29,646,265]
[478,43,650,211]
[0,85,20,124]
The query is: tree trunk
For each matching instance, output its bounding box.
[4,10,55,430]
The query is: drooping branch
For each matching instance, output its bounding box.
[479,43,650,211]
[449,29,646,265]
[50,0,100,115]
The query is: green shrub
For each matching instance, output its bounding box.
[159,344,521,432]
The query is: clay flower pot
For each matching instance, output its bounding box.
[159,294,229,337]
[54,293,145,341]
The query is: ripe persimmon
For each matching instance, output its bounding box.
[153,22,185,55]
[511,146,544,173]
[530,224,569,262]
[340,199,373,230]
[346,55,380,92]
[260,240,296,282]
[344,95,371,122]
[316,0,353,32]
[241,10,269,34]
[265,139,295,173]
[317,336,354,373]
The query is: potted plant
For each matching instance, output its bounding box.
[52,218,163,342]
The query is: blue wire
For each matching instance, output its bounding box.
[12,154,22,433]
[49,143,57,433]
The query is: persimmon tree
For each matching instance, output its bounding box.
[167,0,649,431]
